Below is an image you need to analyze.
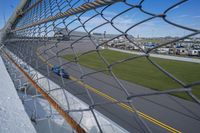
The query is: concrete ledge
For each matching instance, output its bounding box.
[0,56,36,133]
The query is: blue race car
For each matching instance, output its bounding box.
[51,66,70,79]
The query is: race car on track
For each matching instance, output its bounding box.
[51,66,70,79]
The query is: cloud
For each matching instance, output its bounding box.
[170,5,180,11]
[66,11,196,37]
[103,11,118,16]
[193,15,200,18]
[79,13,136,32]
[178,14,188,18]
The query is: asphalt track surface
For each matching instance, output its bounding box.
[6,40,200,133]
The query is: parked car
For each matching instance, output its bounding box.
[51,66,70,79]
[188,49,199,56]
[54,32,70,41]
[176,48,188,55]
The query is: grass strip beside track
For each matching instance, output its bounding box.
[64,49,200,100]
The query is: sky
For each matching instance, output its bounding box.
[0,0,200,37]
[0,0,20,29]
[85,0,200,37]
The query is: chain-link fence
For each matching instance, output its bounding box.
[1,0,200,132]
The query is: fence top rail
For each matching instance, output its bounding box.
[11,0,123,32]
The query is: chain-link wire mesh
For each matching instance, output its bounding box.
[1,0,200,132]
